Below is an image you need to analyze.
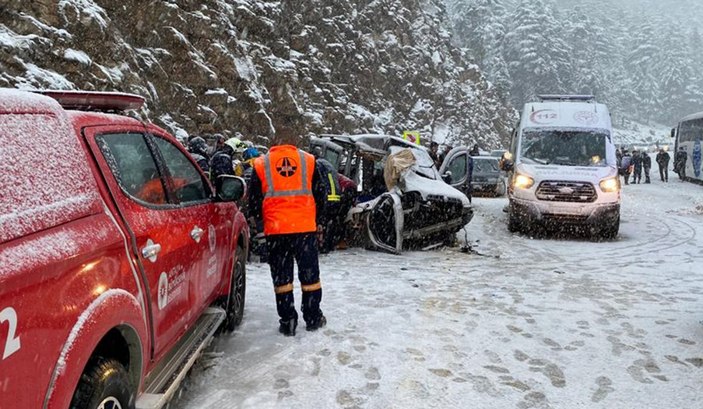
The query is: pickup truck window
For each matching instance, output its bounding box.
[151,136,210,204]
[96,133,169,205]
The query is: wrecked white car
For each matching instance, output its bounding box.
[310,135,473,253]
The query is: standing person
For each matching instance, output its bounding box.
[631,150,643,184]
[316,156,344,254]
[469,143,480,156]
[674,147,688,181]
[209,138,237,191]
[656,148,671,182]
[211,133,226,154]
[187,136,211,175]
[249,143,327,336]
[429,142,441,168]
[620,149,633,185]
[642,151,652,183]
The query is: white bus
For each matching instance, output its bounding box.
[503,95,621,239]
[672,112,703,184]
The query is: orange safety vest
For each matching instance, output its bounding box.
[253,145,317,235]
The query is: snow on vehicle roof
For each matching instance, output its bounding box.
[0,88,102,244]
[678,110,703,123]
[320,134,429,153]
[0,87,63,114]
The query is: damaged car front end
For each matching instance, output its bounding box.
[311,135,473,253]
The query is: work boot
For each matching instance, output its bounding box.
[306,315,327,332]
[279,318,297,336]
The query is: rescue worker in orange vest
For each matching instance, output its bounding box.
[249,144,327,336]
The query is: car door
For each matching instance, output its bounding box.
[85,126,199,358]
[148,132,234,312]
[439,147,472,197]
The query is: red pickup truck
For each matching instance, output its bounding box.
[0,89,249,409]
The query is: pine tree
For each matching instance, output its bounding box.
[624,17,662,123]
[503,0,574,105]
[448,0,512,95]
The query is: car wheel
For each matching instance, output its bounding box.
[497,180,507,197]
[70,358,133,409]
[223,246,246,332]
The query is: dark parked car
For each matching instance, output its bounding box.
[471,156,506,196]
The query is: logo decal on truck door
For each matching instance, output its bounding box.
[157,273,168,310]
[157,268,187,310]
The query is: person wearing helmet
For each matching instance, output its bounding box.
[236,147,261,180]
[210,139,236,191]
[212,133,226,154]
[187,136,211,174]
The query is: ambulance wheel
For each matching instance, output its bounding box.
[599,218,620,240]
[223,246,246,332]
[507,207,522,233]
[70,358,133,409]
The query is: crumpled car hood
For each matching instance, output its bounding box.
[400,170,471,207]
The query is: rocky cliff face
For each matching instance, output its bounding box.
[0,0,514,148]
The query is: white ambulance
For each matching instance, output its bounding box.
[503,95,621,238]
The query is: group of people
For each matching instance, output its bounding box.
[185,133,263,189]
[185,134,362,337]
[616,146,688,184]
[617,148,652,184]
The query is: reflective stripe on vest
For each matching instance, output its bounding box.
[254,146,317,235]
[327,173,341,202]
[262,150,312,198]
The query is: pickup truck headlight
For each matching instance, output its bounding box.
[599,177,620,193]
[513,173,534,189]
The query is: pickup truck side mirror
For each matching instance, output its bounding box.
[217,175,247,202]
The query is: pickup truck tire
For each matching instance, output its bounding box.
[223,246,246,332]
[70,358,133,409]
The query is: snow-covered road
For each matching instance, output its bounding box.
[173,175,703,409]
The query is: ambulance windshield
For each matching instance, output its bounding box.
[520,128,608,167]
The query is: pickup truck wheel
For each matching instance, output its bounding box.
[223,246,246,332]
[70,358,133,409]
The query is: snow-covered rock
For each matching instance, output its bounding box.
[0,0,514,148]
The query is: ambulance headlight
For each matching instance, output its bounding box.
[513,173,534,190]
[599,177,620,193]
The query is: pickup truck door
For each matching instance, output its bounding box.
[439,147,472,198]
[148,132,234,312]
[84,126,203,358]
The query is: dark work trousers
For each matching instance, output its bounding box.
[659,165,668,182]
[266,233,323,326]
[321,202,342,253]
[643,166,651,183]
[633,167,642,184]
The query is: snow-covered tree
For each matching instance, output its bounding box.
[503,0,574,105]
